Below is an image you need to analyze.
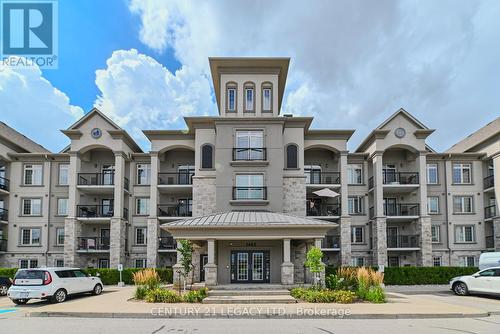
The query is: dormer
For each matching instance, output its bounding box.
[209,57,290,117]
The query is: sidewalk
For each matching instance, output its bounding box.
[7,286,492,319]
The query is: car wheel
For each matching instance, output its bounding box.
[453,282,469,296]
[12,299,29,305]
[52,289,67,303]
[0,285,8,296]
[92,284,103,295]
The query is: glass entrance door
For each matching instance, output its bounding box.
[231,250,270,283]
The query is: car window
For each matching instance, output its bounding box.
[73,270,87,278]
[14,270,44,280]
[494,269,500,277]
[55,270,75,278]
[479,269,496,277]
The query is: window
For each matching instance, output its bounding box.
[98,259,110,269]
[351,227,364,243]
[73,270,87,278]
[19,259,38,269]
[262,87,272,112]
[455,225,475,243]
[459,256,476,267]
[433,257,442,267]
[348,196,363,215]
[135,227,147,245]
[431,225,440,243]
[22,198,42,215]
[427,196,439,214]
[347,164,363,184]
[227,86,237,112]
[351,257,364,267]
[56,228,65,246]
[305,165,322,184]
[135,259,147,269]
[235,130,264,160]
[24,164,42,185]
[244,85,254,111]
[136,164,151,185]
[453,196,473,213]
[426,163,438,184]
[54,259,64,267]
[136,198,150,215]
[21,228,41,245]
[201,144,214,169]
[57,198,68,216]
[285,144,298,169]
[235,174,265,200]
[57,164,69,185]
[453,163,472,184]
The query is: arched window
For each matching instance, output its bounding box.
[226,82,237,112]
[261,82,273,112]
[286,144,298,169]
[243,82,255,112]
[201,144,214,169]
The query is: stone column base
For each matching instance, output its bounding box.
[172,263,183,288]
[281,262,294,286]
[204,263,217,287]
[340,216,352,266]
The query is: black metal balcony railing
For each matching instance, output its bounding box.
[233,187,267,200]
[77,237,110,251]
[486,235,494,249]
[124,177,129,191]
[485,205,497,219]
[158,204,192,217]
[322,235,341,249]
[0,208,7,221]
[158,171,194,185]
[78,173,115,186]
[368,176,374,189]
[0,176,9,191]
[305,171,340,185]
[387,235,419,248]
[307,203,341,217]
[384,203,420,217]
[232,148,267,161]
[0,239,7,252]
[158,236,176,250]
[484,174,494,189]
[383,171,419,185]
[77,205,114,218]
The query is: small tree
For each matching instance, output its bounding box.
[177,239,194,293]
[304,246,325,289]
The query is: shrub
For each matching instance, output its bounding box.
[183,288,208,303]
[0,268,18,279]
[134,285,149,300]
[305,247,325,288]
[132,268,160,290]
[331,290,356,304]
[383,267,479,285]
[325,274,344,290]
[365,286,385,303]
[336,267,358,290]
[145,288,183,303]
[83,268,173,285]
[290,287,355,303]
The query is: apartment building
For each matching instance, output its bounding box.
[0,57,498,287]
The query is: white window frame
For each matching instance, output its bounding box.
[136,164,151,185]
[56,227,65,246]
[426,163,438,184]
[22,198,42,216]
[135,227,147,245]
[351,226,364,244]
[235,173,264,200]
[459,256,476,267]
[54,259,64,267]
[262,87,272,111]
[23,164,43,185]
[135,197,150,216]
[427,196,439,214]
[19,259,38,269]
[58,164,69,185]
[347,164,363,184]
[433,257,442,267]
[57,198,69,216]
[453,196,473,214]
[351,257,365,267]
[348,196,363,215]
[455,225,475,243]
[227,87,236,112]
[244,87,254,111]
[431,225,440,243]
[453,163,472,184]
[135,259,147,269]
[20,228,41,245]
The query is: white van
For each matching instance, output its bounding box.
[479,252,500,270]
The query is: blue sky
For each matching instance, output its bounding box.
[1,0,499,153]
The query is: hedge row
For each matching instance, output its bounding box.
[0,268,173,285]
[326,266,479,285]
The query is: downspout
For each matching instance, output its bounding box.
[45,155,52,266]
[444,155,452,265]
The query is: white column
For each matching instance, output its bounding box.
[207,239,215,263]
[113,152,126,218]
[283,238,291,262]
[147,152,160,268]
[281,238,294,285]
[149,152,159,216]
[205,239,218,286]
[67,152,80,218]
[372,152,384,217]
[340,151,349,216]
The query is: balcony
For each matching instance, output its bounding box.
[387,235,420,250]
[321,235,341,250]
[485,205,497,219]
[486,235,494,249]
[157,171,194,194]
[484,174,494,190]
[384,203,420,219]
[0,176,9,193]
[158,204,192,220]
[232,187,267,201]
[0,208,7,223]
[305,171,341,187]
[77,173,115,194]
[307,203,341,218]
[77,237,110,252]
[76,205,128,220]
[158,236,177,252]
[232,148,267,161]
[383,171,419,193]
[0,239,6,252]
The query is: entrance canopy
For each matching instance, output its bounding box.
[161,211,337,240]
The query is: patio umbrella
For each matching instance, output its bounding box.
[312,188,340,198]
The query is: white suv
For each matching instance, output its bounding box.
[450,267,500,296]
[7,267,103,304]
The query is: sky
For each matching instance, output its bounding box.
[1,0,499,152]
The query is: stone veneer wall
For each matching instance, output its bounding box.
[110,218,126,268]
[283,176,306,217]
[192,176,216,217]
[372,217,387,267]
[494,218,500,251]
[292,241,308,284]
[417,217,432,266]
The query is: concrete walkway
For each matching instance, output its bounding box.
[1,286,494,319]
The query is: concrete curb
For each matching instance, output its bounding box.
[26,311,491,320]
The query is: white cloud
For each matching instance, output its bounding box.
[128,0,500,151]
[0,59,84,151]
[94,49,215,148]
